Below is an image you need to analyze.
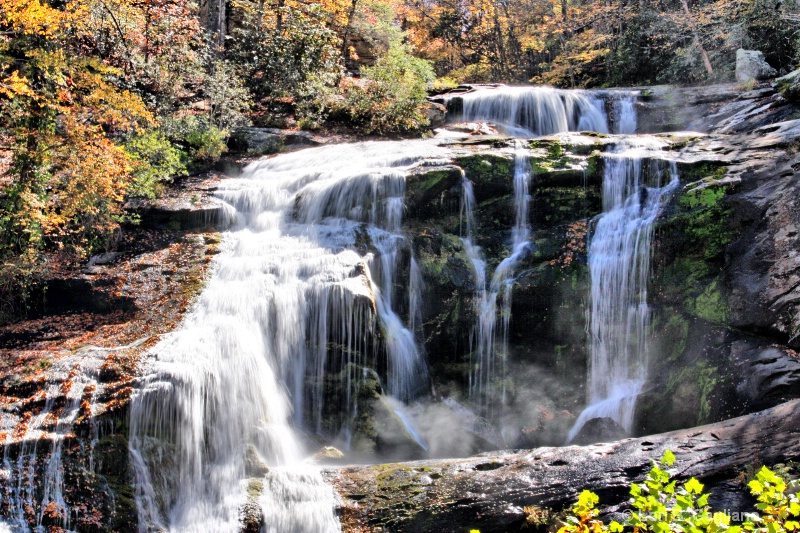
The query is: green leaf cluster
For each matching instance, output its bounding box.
[559,452,800,533]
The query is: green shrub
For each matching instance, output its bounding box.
[185,124,227,162]
[559,451,800,533]
[125,131,187,199]
[228,5,342,105]
[203,59,252,132]
[0,254,46,326]
[162,115,228,164]
[340,42,435,134]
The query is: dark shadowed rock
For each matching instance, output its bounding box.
[571,417,628,445]
[730,340,800,409]
[423,102,448,128]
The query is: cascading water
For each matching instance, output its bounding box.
[459,86,637,137]
[461,140,532,411]
[128,141,448,532]
[611,92,638,134]
[567,141,679,442]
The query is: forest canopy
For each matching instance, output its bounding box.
[0,0,798,321]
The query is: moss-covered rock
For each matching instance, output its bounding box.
[454,153,513,200]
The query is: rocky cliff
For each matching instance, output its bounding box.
[1,83,799,532]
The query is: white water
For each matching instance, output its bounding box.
[612,93,638,134]
[461,141,532,411]
[567,141,678,442]
[461,87,638,137]
[128,140,449,532]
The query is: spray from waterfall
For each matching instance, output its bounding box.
[128,141,447,533]
[567,142,678,442]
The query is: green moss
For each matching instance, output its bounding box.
[690,279,728,324]
[675,182,731,261]
[407,168,459,199]
[661,258,729,325]
[661,311,689,361]
[586,151,603,178]
[547,140,564,160]
[531,157,552,173]
[455,154,512,185]
[677,162,727,182]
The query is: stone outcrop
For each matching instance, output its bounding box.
[227,127,318,155]
[735,49,777,83]
[0,226,219,530]
[326,400,800,533]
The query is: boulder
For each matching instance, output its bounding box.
[314,446,345,462]
[774,68,800,102]
[422,102,448,128]
[570,417,628,445]
[244,444,270,477]
[736,49,777,83]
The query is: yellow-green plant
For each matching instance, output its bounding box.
[559,451,800,533]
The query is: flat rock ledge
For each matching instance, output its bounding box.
[325,399,800,532]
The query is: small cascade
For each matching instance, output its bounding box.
[611,92,638,134]
[567,141,679,442]
[461,141,532,411]
[0,344,111,532]
[128,140,447,532]
[458,86,639,136]
[460,87,608,136]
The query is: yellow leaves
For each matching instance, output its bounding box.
[573,48,610,63]
[0,70,34,99]
[0,0,66,38]
[0,0,93,39]
[75,69,154,133]
[521,35,547,54]
[26,48,69,84]
[41,116,132,246]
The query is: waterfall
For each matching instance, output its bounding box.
[459,86,639,137]
[461,141,532,411]
[567,142,679,442]
[128,140,447,532]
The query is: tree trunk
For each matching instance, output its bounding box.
[341,0,359,67]
[325,400,800,533]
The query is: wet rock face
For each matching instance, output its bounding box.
[736,49,777,83]
[227,127,317,155]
